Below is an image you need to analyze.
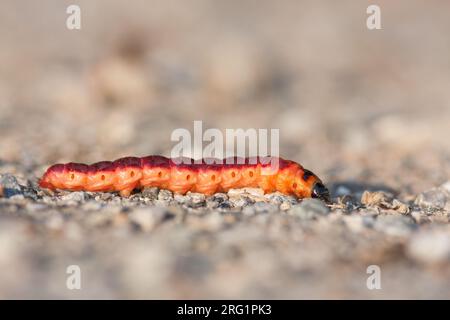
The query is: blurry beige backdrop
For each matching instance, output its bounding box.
[1,0,449,192]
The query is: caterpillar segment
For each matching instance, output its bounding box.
[39,156,330,201]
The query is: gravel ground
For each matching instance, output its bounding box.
[1,0,450,299]
[1,168,449,299]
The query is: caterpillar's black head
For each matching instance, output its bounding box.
[311,182,331,203]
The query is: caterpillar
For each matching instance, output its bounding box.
[39,156,330,201]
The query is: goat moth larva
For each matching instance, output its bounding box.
[39,156,330,201]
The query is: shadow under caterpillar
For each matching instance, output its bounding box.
[39,156,330,201]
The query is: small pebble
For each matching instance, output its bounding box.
[252,202,278,214]
[0,174,23,198]
[230,197,252,208]
[128,207,167,232]
[228,188,266,202]
[59,191,88,205]
[141,187,159,200]
[362,190,409,214]
[279,202,291,211]
[288,199,330,220]
[342,214,375,233]
[158,189,173,202]
[186,192,206,208]
[46,214,64,231]
[441,181,450,193]
[335,185,352,197]
[374,215,417,237]
[415,187,450,212]
[407,230,450,264]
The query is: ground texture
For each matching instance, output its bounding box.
[1,169,450,298]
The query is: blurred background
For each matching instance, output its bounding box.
[0,0,450,299]
[1,0,449,193]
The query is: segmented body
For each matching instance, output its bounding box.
[39,156,328,199]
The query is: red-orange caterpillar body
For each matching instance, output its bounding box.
[39,156,330,201]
